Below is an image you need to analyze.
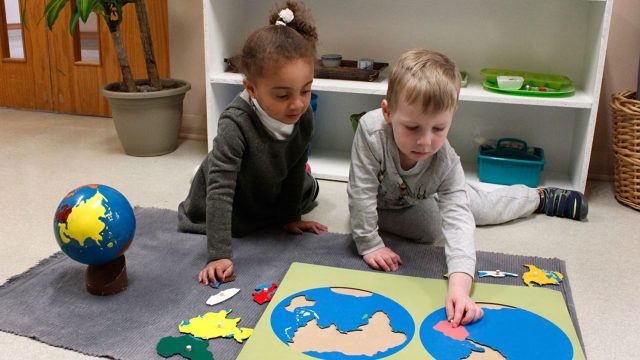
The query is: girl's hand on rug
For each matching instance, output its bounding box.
[284,220,328,235]
[363,247,402,272]
[445,272,484,327]
[198,259,234,285]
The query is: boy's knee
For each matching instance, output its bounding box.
[415,227,443,244]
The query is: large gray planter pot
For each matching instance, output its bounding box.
[102,79,191,156]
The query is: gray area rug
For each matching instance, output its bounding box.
[0,207,582,359]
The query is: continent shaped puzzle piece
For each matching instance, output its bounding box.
[206,288,241,306]
[156,335,213,360]
[253,283,277,305]
[522,264,563,287]
[179,309,253,343]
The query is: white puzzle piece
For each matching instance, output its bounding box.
[206,288,241,306]
[478,270,518,278]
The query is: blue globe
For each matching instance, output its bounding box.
[53,184,136,265]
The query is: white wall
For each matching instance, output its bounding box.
[590,0,640,180]
[168,1,207,140]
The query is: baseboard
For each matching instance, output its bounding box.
[180,113,207,141]
[588,150,615,183]
[179,132,207,141]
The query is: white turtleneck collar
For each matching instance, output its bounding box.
[240,90,295,140]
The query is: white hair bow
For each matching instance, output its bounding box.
[275,8,294,26]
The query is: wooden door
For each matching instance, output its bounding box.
[0,0,169,116]
[0,0,52,110]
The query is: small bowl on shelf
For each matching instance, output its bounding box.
[496,76,524,90]
[357,58,374,70]
[321,54,342,67]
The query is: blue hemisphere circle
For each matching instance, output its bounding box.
[270,287,414,359]
[419,305,574,359]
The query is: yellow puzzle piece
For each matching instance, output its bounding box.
[522,264,563,287]
[178,309,253,343]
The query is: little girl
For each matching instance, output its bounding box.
[178,0,327,285]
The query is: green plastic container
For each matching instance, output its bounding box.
[477,138,545,187]
[480,68,572,89]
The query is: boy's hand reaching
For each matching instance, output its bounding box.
[284,220,328,235]
[445,272,484,327]
[198,259,234,286]
[363,247,402,272]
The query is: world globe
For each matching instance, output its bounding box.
[270,287,414,359]
[54,184,136,265]
[420,304,574,359]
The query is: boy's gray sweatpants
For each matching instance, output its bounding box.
[378,184,539,243]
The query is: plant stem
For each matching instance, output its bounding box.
[110,28,137,92]
[134,0,162,89]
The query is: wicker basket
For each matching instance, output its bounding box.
[610,91,640,210]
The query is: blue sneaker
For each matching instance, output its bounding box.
[537,188,588,221]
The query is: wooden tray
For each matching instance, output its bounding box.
[224,57,388,82]
[315,60,388,82]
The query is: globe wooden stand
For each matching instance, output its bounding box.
[86,255,128,296]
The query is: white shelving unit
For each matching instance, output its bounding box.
[203,0,612,192]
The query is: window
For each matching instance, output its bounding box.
[2,0,25,60]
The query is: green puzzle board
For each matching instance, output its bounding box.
[238,262,585,359]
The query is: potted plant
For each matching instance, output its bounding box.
[42,0,190,156]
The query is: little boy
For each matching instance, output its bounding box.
[347,49,587,328]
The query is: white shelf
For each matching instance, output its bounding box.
[204,0,613,192]
[210,72,592,109]
[211,72,388,95]
[307,150,573,189]
[463,166,572,192]
[308,148,352,182]
[306,149,573,189]
[460,83,592,109]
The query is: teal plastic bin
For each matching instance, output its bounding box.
[477,138,545,187]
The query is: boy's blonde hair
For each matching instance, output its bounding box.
[386,49,461,115]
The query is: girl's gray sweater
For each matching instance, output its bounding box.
[178,95,313,262]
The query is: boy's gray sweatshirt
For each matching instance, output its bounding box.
[347,109,476,276]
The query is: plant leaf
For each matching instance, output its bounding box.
[21,0,29,31]
[75,0,99,23]
[68,8,80,35]
[44,0,71,29]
